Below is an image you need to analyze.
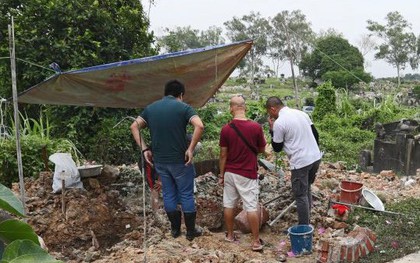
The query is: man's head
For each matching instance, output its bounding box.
[164,80,185,99]
[265,96,284,119]
[230,94,246,116]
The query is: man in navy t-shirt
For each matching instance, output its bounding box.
[131,80,204,241]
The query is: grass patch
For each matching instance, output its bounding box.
[348,197,420,262]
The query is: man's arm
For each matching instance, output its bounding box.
[258,126,267,154]
[218,146,228,184]
[185,115,204,165]
[130,117,152,165]
[311,124,319,145]
[269,129,284,152]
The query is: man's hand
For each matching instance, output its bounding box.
[218,176,224,186]
[143,150,153,166]
[185,149,194,165]
[153,180,162,191]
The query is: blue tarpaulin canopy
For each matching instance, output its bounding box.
[18,40,252,108]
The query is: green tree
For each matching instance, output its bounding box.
[0,0,155,97]
[270,10,314,107]
[299,35,370,89]
[224,12,270,79]
[356,33,376,68]
[367,11,418,87]
[0,0,156,165]
[157,26,201,52]
[321,69,372,89]
[412,35,420,69]
[157,26,225,52]
[270,10,315,76]
[200,26,225,46]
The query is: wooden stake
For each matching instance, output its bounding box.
[9,17,26,217]
[61,179,66,217]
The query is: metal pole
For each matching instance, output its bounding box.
[8,17,26,215]
[329,200,404,216]
[268,200,296,226]
[139,130,147,263]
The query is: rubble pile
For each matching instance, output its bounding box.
[11,161,420,262]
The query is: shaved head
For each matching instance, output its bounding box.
[230,94,245,108]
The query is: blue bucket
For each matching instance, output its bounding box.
[288,224,314,255]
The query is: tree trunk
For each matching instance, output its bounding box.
[397,64,401,88]
[250,50,255,82]
[282,21,300,108]
[289,57,299,108]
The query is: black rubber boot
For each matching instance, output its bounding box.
[184,212,202,241]
[166,210,181,238]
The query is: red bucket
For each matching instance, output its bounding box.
[339,180,363,204]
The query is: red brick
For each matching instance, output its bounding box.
[329,245,341,263]
[347,246,354,262]
[353,245,360,261]
[318,240,330,252]
[317,252,328,263]
[365,238,375,253]
[348,230,358,238]
[355,233,366,244]
[340,245,347,261]
[359,243,367,257]
[366,229,377,243]
[358,227,377,243]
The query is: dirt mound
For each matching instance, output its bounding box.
[20,170,142,261]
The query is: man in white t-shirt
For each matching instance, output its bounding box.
[266,96,322,225]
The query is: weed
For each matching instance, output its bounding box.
[348,198,420,262]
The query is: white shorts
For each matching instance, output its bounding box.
[223,172,259,212]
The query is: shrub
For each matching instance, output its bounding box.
[304,97,315,106]
[317,114,375,167]
[197,104,231,141]
[313,81,336,121]
[0,136,77,187]
[413,85,420,99]
[46,106,139,165]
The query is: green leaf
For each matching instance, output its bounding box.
[0,184,25,217]
[0,220,39,245]
[1,240,62,263]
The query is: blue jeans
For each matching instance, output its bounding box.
[154,163,196,213]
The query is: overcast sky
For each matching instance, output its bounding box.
[144,0,420,78]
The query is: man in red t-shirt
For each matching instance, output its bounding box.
[219,95,266,251]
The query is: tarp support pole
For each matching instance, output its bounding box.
[9,17,26,216]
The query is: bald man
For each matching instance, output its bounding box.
[219,95,266,251]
